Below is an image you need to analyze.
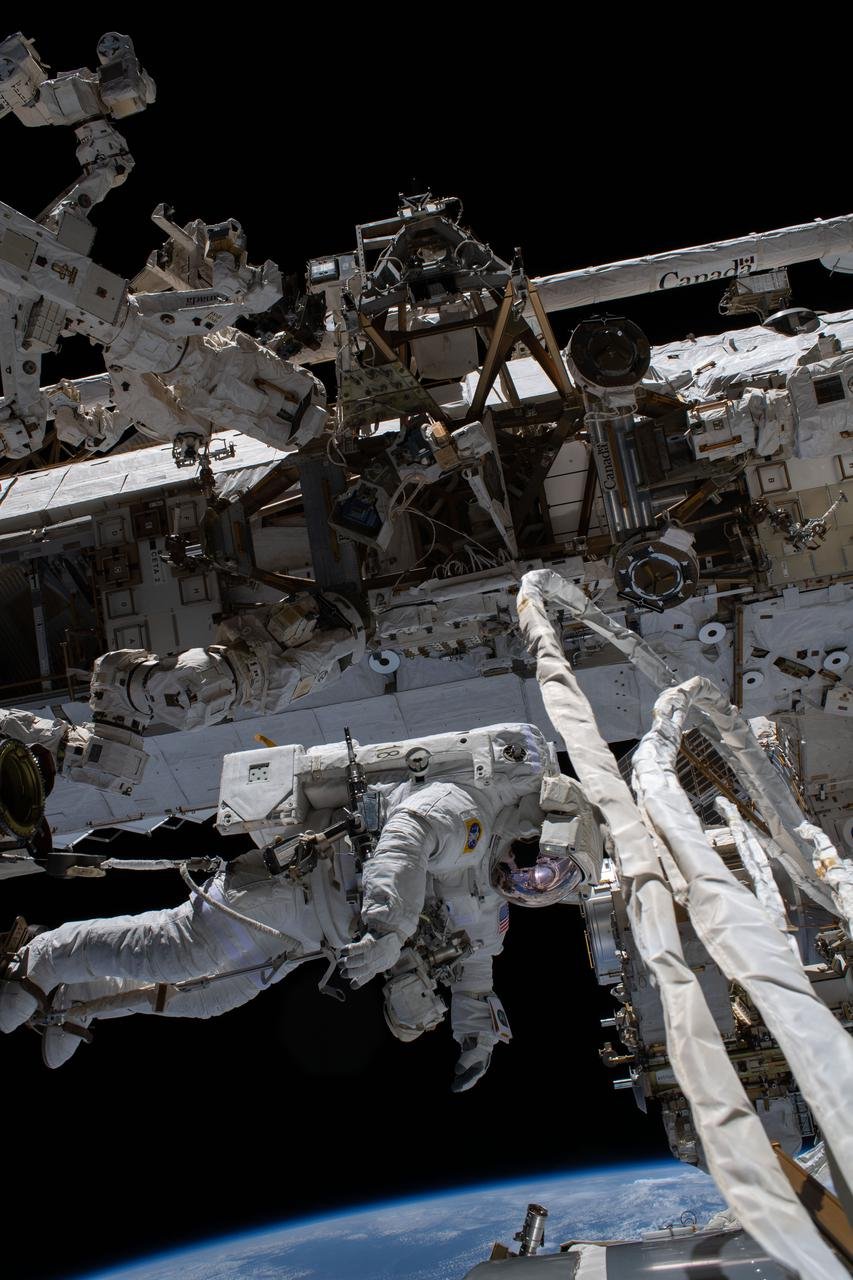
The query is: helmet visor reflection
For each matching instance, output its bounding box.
[497,855,584,904]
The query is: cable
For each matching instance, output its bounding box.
[410,508,498,559]
[385,506,510,592]
[178,862,294,942]
[387,509,438,594]
[99,857,218,873]
[434,540,510,579]
[324,424,350,470]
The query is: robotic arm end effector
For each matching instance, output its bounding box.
[0,31,155,128]
[0,733,49,845]
[63,721,147,794]
[0,706,147,797]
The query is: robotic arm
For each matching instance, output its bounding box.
[0,35,322,464]
[0,706,146,796]
[0,592,365,794]
[0,31,155,225]
[0,189,301,460]
[90,593,364,733]
[0,31,154,458]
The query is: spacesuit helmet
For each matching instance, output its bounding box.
[490,835,584,908]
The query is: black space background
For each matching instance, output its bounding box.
[2,11,851,1279]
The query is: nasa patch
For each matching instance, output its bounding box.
[463,818,483,853]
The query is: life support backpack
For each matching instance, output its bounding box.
[216,723,558,847]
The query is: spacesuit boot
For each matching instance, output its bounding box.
[0,967,38,1034]
[42,1027,82,1068]
[39,985,93,1068]
[452,1036,493,1093]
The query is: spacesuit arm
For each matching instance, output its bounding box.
[339,808,437,986]
[360,809,438,943]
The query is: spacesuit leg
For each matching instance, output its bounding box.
[0,864,311,1034]
[448,951,511,1092]
[35,955,305,1068]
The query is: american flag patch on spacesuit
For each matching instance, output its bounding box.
[499,903,509,935]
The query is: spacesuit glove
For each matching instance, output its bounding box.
[451,1036,493,1093]
[339,932,403,988]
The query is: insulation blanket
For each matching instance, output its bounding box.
[532,215,853,313]
[632,681,853,1204]
[515,568,848,1280]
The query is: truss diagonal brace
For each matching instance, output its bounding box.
[467,282,517,421]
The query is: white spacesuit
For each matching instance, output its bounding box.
[0,726,602,1081]
[344,769,595,1091]
[0,837,355,1067]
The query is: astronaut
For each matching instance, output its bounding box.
[344,747,602,1091]
[0,725,603,1085]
